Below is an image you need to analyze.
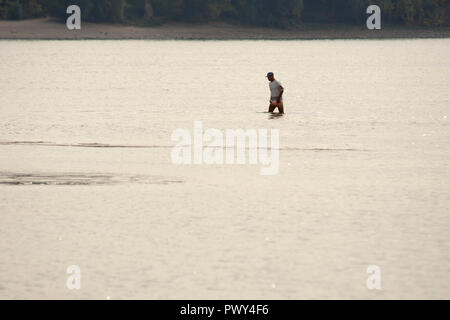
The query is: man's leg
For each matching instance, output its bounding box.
[277,102,284,114]
[268,102,276,113]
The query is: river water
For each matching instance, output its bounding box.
[0,39,449,299]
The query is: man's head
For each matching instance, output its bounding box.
[266,72,275,81]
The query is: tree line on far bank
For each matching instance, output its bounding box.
[0,0,449,27]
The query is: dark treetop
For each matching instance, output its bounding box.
[1,0,449,28]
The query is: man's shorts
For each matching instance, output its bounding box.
[270,97,283,104]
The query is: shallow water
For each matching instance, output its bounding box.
[0,40,449,299]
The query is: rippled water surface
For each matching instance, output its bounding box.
[0,40,449,299]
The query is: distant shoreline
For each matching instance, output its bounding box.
[1,18,450,40]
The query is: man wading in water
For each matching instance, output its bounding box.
[267,72,284,114]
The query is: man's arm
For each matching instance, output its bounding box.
[277,86,284,103]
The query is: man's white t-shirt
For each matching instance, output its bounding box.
[269,80,283,102]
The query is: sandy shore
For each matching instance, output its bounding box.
[1,18,449,40]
